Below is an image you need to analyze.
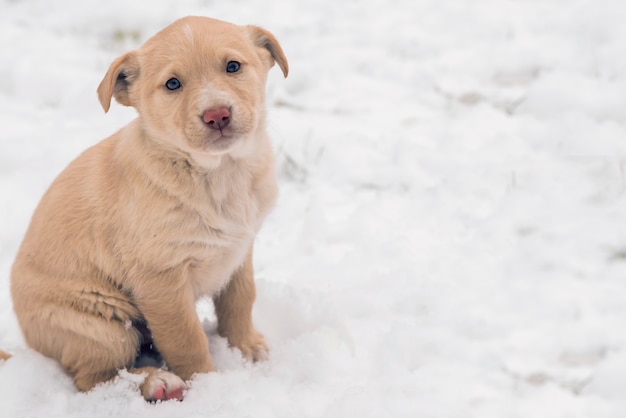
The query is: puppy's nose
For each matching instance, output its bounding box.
[202,108,230,130]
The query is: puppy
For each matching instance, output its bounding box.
[9,16,288,401]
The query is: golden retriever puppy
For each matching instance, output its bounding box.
[9,16,288,401]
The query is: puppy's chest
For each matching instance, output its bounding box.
[197,174,266,242]
[181,173,274,296]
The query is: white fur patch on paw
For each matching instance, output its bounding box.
[141,369,187,402]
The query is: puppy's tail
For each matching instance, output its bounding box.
[0,349,11,361]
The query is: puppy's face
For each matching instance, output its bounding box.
[98,17,288,159]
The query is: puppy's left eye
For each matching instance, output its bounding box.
[226,61,240,73]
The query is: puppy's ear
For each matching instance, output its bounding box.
[97,51,140,113]
[247,26,289,78]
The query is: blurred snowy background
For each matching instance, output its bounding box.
[1,0,626,416]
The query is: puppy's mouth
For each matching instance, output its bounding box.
[203,128,238,150]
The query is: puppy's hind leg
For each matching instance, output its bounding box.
[132,367,188,402]
[130,321,188,402]
[50,318,141,393]
[56,320,187,402]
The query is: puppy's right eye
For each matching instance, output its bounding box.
[165,78,182,91]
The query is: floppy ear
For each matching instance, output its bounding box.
[247,26,289,78]
[97,51,140,112]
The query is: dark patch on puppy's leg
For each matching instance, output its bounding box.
[133,320,164,368]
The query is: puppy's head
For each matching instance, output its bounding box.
[97,16,288,160]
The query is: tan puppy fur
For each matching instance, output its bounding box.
[9,16,287,400]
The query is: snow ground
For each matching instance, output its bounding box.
[1,0,626,416]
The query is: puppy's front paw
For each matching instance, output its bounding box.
[230,330,269,362]
[140,368,188,402]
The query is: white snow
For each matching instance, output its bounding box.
[1,0,626,416]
